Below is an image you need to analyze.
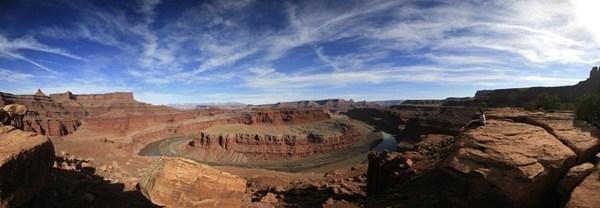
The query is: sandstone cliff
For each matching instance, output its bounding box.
[184,116,371,162]
[244,108,330,125]
[0,126,54,207]
[0,91,85,136]
[128,108,332,151]
[191,127,355,160]
[0,90,175,136]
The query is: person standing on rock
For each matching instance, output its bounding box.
[480,109,487,125]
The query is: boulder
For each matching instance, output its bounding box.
[0,126,55,207]
[558,163,595,205]
[443,120,576,208]
[139,157,247,208]
[566,170,600,208]
[486,109,599,164]
[367,152,415,196]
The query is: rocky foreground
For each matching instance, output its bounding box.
[365,109,599,208]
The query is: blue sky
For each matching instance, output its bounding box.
[1,0,599,104]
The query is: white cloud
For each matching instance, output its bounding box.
[0,68,33,83]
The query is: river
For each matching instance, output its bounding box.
[139,131,397,173]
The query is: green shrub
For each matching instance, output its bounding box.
[526,94,564,111]
[575,93,600,127]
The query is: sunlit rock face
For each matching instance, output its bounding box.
[442,120,576,208]
[566,170,600,208]
[139,158,247,208]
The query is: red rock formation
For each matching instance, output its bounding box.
[189,124,361,160]
[0,90,176,136]
[487,109,600,164]
[442,120,576,207]
[84,109,220,135]
[50,91,175,117]
[366,152,415,196]
[0,91,86,136]
[128,108,332,152]
[246,108,330,125]
[139,158,246,208]
[0,126,55,207]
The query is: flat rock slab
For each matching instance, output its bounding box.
[0,126,54,208]
[444,120,576,208]
[566,170,600,208]
[139,157,247,208]
[487,109,599,164]
[544,119,599,163]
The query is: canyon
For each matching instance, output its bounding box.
[0,67,598,207]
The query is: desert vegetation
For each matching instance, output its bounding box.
[525,94,573,111]
[576,93,600,127]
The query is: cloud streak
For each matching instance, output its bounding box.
[0,35,85,73]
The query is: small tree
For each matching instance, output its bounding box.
[575,93,600,127]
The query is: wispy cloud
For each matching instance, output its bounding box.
[0,35,85,73]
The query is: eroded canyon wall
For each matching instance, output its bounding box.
[189,123,363,160]
[0,90,175,136]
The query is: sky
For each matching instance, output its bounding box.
[0,0,599,105]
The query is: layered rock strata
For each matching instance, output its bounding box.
[0,90,176,136]
[130,109,332,152]
[244,108,330,125]
[0,91,85,136]
[186,119,369,161]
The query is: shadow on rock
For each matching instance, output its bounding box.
[21,157,158,208]
[280,184,365,207]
